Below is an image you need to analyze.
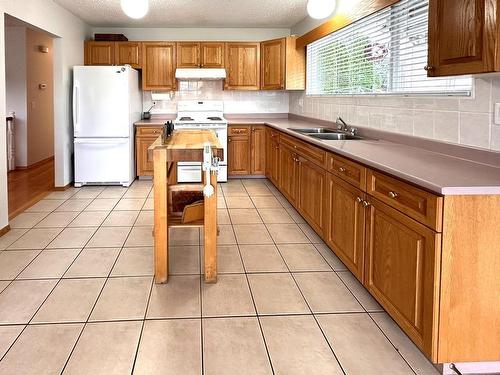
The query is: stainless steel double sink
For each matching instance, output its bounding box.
[288,128,364,141]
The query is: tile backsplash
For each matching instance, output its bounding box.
[289,78,500,152]
[144,81,289,114]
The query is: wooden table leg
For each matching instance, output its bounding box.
[204,172,217,283]
[153,148,168,283]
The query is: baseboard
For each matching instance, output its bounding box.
[14,156,54,171]
[0,225,11,237]
[53,182,73,191]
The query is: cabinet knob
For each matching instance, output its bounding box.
[339,167,346,173]
[356,197,363,204]
[275,146,279,150]
[388,191,398,199]
[424,65,434,71]
[362,200,371,207]
[228,138,232,142]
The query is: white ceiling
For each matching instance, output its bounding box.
[53,0,309,28]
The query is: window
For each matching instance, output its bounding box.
[306,0,472,96]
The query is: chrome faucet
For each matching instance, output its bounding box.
[336,116,357,136]
[336,116,348,131]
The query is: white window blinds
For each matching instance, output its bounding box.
[306,0,472,96]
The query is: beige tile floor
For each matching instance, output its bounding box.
[0,178,439,374]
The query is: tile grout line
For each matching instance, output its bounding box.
[60,189,142,373]
[130,275,155,374]
[256,178,348,374]
[225,181,276,375]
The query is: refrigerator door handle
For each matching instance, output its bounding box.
[74,138,129,145]
[73,84,79,134]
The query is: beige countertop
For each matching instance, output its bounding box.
[228,117,500,196]
[134,115,500,195]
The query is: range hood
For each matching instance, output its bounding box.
[175,68,226,81]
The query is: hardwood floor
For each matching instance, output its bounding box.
[7,157,55,219]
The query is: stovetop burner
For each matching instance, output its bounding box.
[207,116,223,121]
[179,117,194,121]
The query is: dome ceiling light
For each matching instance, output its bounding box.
[307,0,337,20]
[120,0,149,19]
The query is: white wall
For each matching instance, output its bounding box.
[91,27,290,41]
[0,0,91,229]
[5,25,27,167]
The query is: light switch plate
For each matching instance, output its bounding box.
[495,103,500,125]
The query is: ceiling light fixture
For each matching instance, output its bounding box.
[307,0,337,20]
[120,0,149,19]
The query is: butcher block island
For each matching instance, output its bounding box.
[148,129,223,284]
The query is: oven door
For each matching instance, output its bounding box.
[177,162,202,183]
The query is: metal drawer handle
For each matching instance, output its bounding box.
[388,191,398,199]
[362,200,371,207]
[339,167,346,173]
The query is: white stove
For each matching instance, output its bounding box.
[174,101,228,182]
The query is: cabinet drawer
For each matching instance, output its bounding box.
[136,126,163,137]
[280,134,326,168]
[367,170,443,231]
[328,154,367,191]
[229,125,250,136]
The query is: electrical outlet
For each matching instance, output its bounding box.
[495,103,500,125]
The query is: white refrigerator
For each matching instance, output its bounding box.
[73,66,142,187]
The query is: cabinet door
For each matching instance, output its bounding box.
[261,38,285,90]
[365,198,440,357]
[225,43,260,90]
[228,136,250,175]
[279,145,299,204]
[85,41,115,66]
[297,156,326,235]
[177,42,200,68]
[325,174,365,281]
[265,130,280,185]
[427,0,496,76]
[201,42,225,68]
[115,42,141,68]
[251,125,266,175]
[142,42,176,91]
[136,136,158,176]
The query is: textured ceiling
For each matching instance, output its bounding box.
[53,0,309,28]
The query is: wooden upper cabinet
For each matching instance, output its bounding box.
[142,42,176,91]
[115,42,142,68]
[177,42,200,68]
[261,36,305,90]
[84,41,115,66]
[261,38,286,90]
[225,42,260,90]
[201,42,225,68]
[427,0,497,76]
[364,198,440,358]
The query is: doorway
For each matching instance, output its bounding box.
[5,15,55,219]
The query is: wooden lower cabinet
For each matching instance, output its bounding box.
[250,125,266,174]
[297,156,326,235]
[278,144,299,204]
[136,126,163,176]
[364,198,440,358]
[228,124,265,176]
[265,129,280,185]
[228,135,250,175]
[325,174,366,281]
